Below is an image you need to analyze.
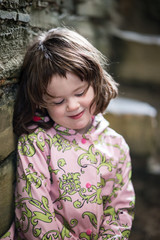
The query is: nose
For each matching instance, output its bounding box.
[66,98,80,112]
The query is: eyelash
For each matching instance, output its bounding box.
[75,90,85,97]
[54,90,86,105]
[54,99,64,105]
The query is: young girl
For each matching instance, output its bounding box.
[1,27,135,240]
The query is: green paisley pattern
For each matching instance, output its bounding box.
[1,116,135,240]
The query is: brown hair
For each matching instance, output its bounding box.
[13,27,118,136]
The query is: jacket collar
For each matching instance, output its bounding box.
[53,113,109,140]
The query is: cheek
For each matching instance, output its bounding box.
[47,106,61,118]
[87,88,95,105]
[88,88,96,113]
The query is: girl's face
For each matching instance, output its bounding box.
[44,72,95,134]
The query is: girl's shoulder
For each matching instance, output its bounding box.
[18,126,56,143]
[17,127,56,156]
[96,114,127,143]
[98,115,129,149]
[104,126,130,151]
[93,114,129,152]
[105,126,123,139]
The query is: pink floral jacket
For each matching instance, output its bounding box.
[1,114,135,240]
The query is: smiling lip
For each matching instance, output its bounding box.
[69,110,84,120]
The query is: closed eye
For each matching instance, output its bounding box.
[53,99,64,105]
[76,92,84,97]
[75,89,87,97]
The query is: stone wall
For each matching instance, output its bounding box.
[0,0,32,235]
[0,0,160,236]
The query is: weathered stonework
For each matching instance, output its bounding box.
[0,152,16,236]
[0,26,30,80]
[0,84,17,162]
[0,112,16,162]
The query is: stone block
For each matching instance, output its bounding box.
[0,1,25,9]
[61,0,75,13]
[68,19,96,46]
[0,55,24,80]
[104,97,157,156]
[64,16,109,55]
[0,25,29,79]
[114,0,160,34]
[0,10,30,23]
[0,101,16,162]
[30,8,60,29]
[0,152,16,236]
[0,126,16,162]
[111,38,160,85]
[0,10,17,21]
[17,13,30,23]
[77,0,111,18]
[58,15,111,57]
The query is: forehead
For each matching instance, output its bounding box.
[46,72,86,97]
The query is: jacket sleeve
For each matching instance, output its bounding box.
[99,138,135,240]
[14,129,77,240]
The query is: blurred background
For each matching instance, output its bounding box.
[0,0,160,239]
